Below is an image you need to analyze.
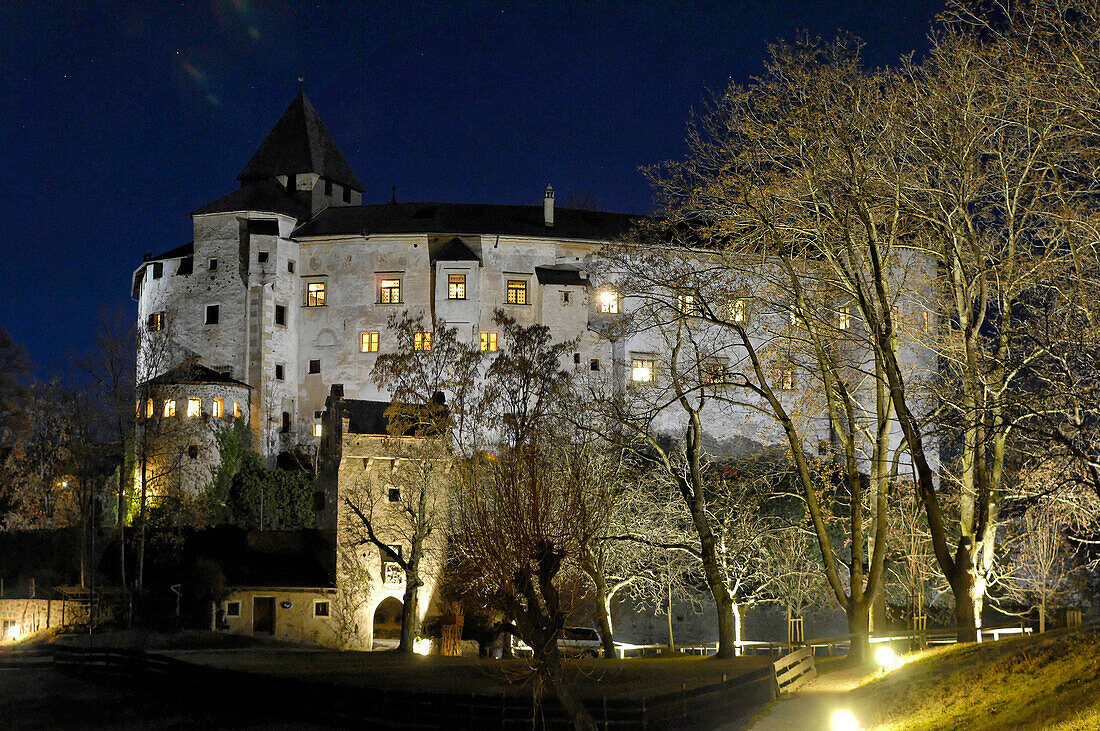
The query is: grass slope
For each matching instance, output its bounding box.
[853,625,1100,730]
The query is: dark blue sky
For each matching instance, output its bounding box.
[0,0,941,375]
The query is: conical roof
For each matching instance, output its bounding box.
[237,91,363,191]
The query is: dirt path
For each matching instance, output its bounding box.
[745,666,871,731]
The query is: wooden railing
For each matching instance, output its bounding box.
[773,647,816,693]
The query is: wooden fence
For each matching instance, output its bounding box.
[52,645,776,730]
[773,647,816,693]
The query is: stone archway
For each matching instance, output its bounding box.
[372,596,403,644]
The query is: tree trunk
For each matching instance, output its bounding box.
[539,645,597,731]
[1039,595,1046,634]
[596,583,615,659]
[847,599,871,664]
[951,543,982,643]
[398,550,423,654]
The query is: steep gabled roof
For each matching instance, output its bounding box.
[237,91,363,191]
[142,359,252,389]
[190,180,311,220]
[535,264,589,286]
[431,236,481,263]
[292,202,645,241]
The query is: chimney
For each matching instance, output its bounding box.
[543,184,555,227]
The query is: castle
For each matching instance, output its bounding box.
[130,92,933,648]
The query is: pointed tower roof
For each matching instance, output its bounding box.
[237,91,363,191]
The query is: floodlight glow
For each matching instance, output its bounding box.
[875,646,900,670]
[413,638,431,656]
[831,709,859,731]
[6,624,21,640]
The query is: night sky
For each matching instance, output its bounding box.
[0,1,941,376]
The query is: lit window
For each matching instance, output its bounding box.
[383,563,404,586]
[212,398,224,418]
[480,331,498,352]
[779,366,796,390]
[187,398,201,417]
[313,423,323,438]
[205,305,220,325]
[146,399,154,418]
[730,298,747,324]
[314,601,330,618]
[275,305,286,326]
[678,292,700,317]
[448,274,466,300]
[631,358,655,383]
[233,401,242,418]
[307,282,326,307]
[309,359,321,374]
[414,332,432,351]
[598,290,619,314]
[507,279,528,305]
[147,312,164,332]
[838,306,851,330]
[163,400,176,418]
[379,278,402,304]
[360,331,379,353]
[136,400,141,418]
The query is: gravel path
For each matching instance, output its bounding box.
[745,666,871,731]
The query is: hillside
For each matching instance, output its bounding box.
[853,625,1100,730]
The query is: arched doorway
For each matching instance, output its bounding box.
[373,597,403,646]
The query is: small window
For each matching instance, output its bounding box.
[205,305,220,325]
[275,364,285,380]
[631,358,655,383]
[598,290,619,314]
[233,401,242,418]
[342,186,351,204]
[388,487,401,503]
[281,412,291,433]
[306,282,326,307]
[258,252,269,264]
[212,398,224,418]
[186,398,202,418]
[838,306,851,330]
[208,258,218,271]
[479,331,498,352]
[730,298,747,324]
[288,260,296,274]
[561,291,572,305]
[414,332,432,351]
[314,410,323,419]
[779,366,796,390]
[573,353,581,364]
[136,400,141,418]
[152,262,163,279]
[275,305,287,326]
[226,601,240,617]
[313,423,323,438]
[314,601,330,617]
[448,273,466,300]
[590,359,600,372]
[379,278,402,304]
[678,292,700,317]
[360,331,380,353]
[324,179,333,197]
[308,359,321,374]
[187,444,199,459]
[146,399,154,418]
[163,400,176,418]
[506,279,528,305]
[147,312,164,332]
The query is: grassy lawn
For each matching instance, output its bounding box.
[851,625,1100,730]
[170,647,771,701]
